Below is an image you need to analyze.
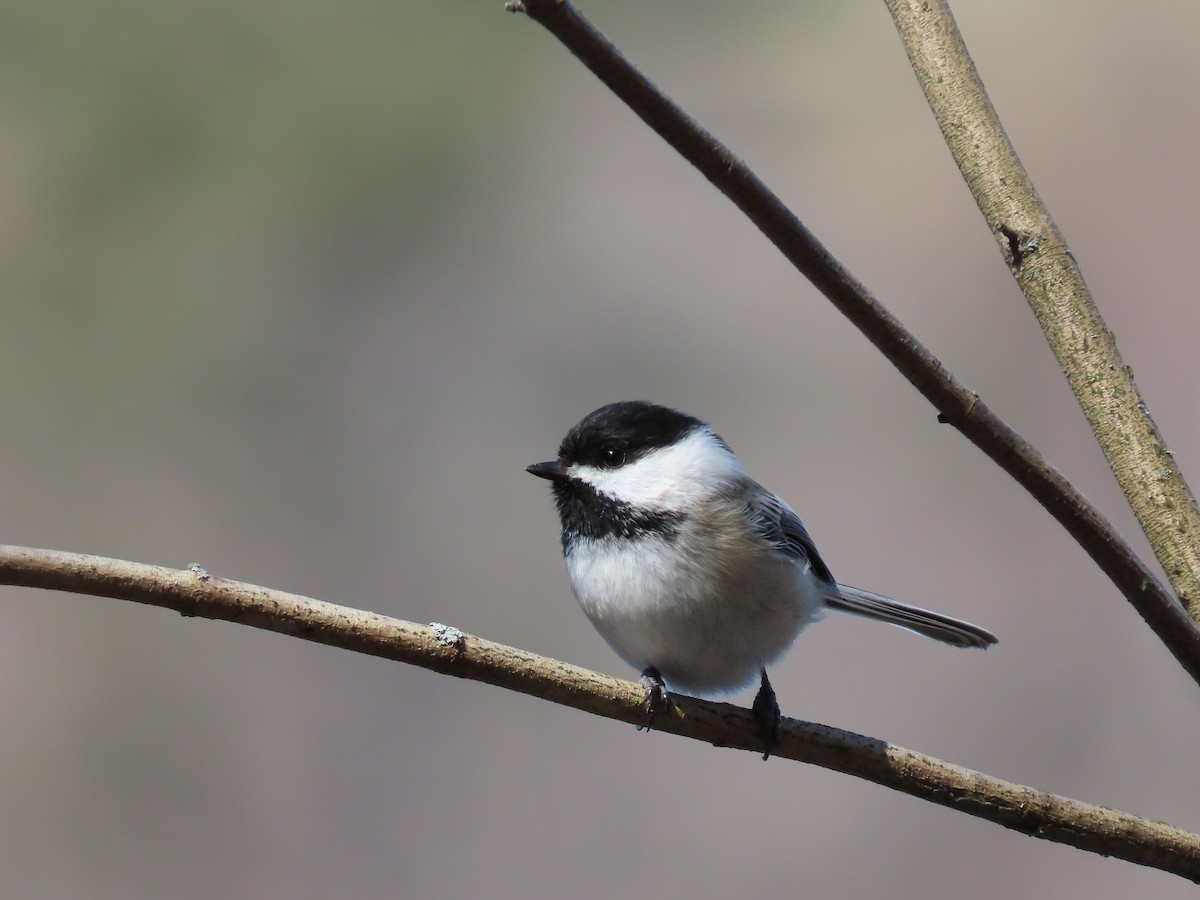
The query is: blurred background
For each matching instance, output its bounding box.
[1,1,1198,897]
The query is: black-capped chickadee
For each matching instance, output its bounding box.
[527,400,996,752]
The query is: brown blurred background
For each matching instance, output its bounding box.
[2,1,1198,897]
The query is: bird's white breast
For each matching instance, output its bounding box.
[563,502,827,695]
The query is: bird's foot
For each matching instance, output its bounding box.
[752,669,781,760]
[637,668,669,732]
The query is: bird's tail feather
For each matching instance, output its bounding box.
[827,585,997,649]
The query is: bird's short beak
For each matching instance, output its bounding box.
[526,459,568,481]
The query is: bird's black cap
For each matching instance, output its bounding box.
[556,401,709,469]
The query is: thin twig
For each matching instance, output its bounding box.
[509,0,1200,682]
[1,545,1198,881]
[883,0,1200,623]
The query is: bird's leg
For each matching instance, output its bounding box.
[638,667,669,732]
[751,668,781,760]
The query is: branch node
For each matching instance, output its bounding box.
[998,224,1027,268]
[430,621,467,659]
[937,392,980,426]
[187,562,212,582]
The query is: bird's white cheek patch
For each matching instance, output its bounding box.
[571,428,744,510]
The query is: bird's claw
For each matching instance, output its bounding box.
[752,670,781,760]
[638,668,669,732]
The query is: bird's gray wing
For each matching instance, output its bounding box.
[746,487,837,586]
[744,485,998,649]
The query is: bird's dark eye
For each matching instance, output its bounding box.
[600,447,627,468]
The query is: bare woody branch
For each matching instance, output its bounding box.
[2,544,1198,882]
[884,0,1200,623]
[506,0,1200,682]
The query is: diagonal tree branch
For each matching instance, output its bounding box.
[1,544,1198,882]
[884,0,1200,624]
[505,0,1200,683]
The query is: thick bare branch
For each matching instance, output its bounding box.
[1,544,1198,881]
[507,0,1200,683]
[883,0,1200,623]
